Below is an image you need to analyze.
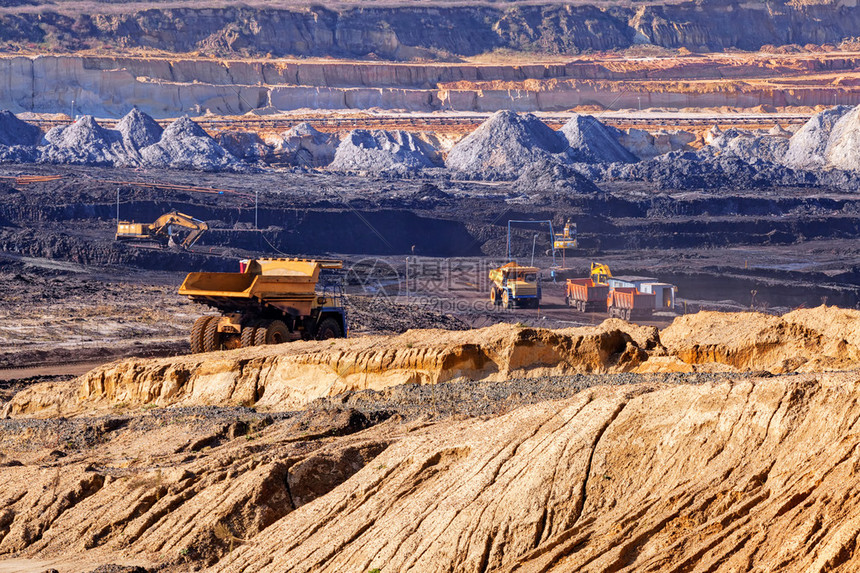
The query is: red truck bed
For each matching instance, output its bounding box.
[566,278,610,312]
[608,287,655,320]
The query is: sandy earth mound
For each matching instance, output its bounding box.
[5,321,658,418]
[445,110,569,179]
[218,372,860,572]
[5,308,860,571]
[661,306,860,373]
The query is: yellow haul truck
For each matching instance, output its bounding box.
[489,262,542,309]
[179,258,348,353]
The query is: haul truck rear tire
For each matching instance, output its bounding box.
[241,321,260,348]
[202,317,221,353]
[264,320,289,345]
[190,316,213,354]
[316,317,342,340]
[254,321,269,346]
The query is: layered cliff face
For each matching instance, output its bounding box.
[5,51,860,117]
[4,2,860,58]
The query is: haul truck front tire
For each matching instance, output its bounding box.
[316,317,342,340]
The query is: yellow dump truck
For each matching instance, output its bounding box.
[489,262,542,309]
[179,258,348,353]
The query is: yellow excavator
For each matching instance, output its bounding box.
[590,262,612,285]
[115,211,208,250]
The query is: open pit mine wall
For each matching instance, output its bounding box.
[5,54,860,117]
[6,3,860,58]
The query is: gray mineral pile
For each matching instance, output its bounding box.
[618,127,695,160]
[9,309,860,571]
[0,110,41,162]
[329,129,439,173]
[268,122,338,167]
[559,113,637,163]
[140,116,243,171]
[40,115,132,167]
[116,106,163,152]
[783,105,853,170]
[3,109,243,172]
[445,110,570,179]
[704,127,789,164]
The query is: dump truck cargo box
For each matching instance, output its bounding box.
[608,287,655,319]
[566,278,609,312]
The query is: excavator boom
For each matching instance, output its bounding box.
[116,210,208,250]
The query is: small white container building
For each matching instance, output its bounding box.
[638,282,676,310]
[606,275,676,310]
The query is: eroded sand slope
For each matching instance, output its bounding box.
[5,306,860,572]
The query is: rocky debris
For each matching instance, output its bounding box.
[618,127,695,160]
[37,116,133,167]
[0,145,37,163]
[217,371,860,572]
[0,110,40,146]
[445,110,569,180]
[587,149,813,191]
[559,113,637,164]
[267,122,338,167]
[328,129,440,173]
[139,116,243,172]
[114,107,162,151]
[513,160,602,196]
[215,130,271,162]
[704,127,790,164]
[346,295,467,334]
[783,104,853,170]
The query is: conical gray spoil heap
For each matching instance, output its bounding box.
[37,115,132,166]
[784,105,853,170]
[116,108,163,150]
[823,105,860,172]
[559,113,636,164]
[140,116,242,171]
[0,110,41,147]
[445,111,569,180]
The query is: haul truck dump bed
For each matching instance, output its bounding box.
[608,287,656,321]
[180,258,347,353]
[565,278,610,313]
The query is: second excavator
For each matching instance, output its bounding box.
[115,211,209,250]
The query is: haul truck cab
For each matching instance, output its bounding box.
[489,262,542,309]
